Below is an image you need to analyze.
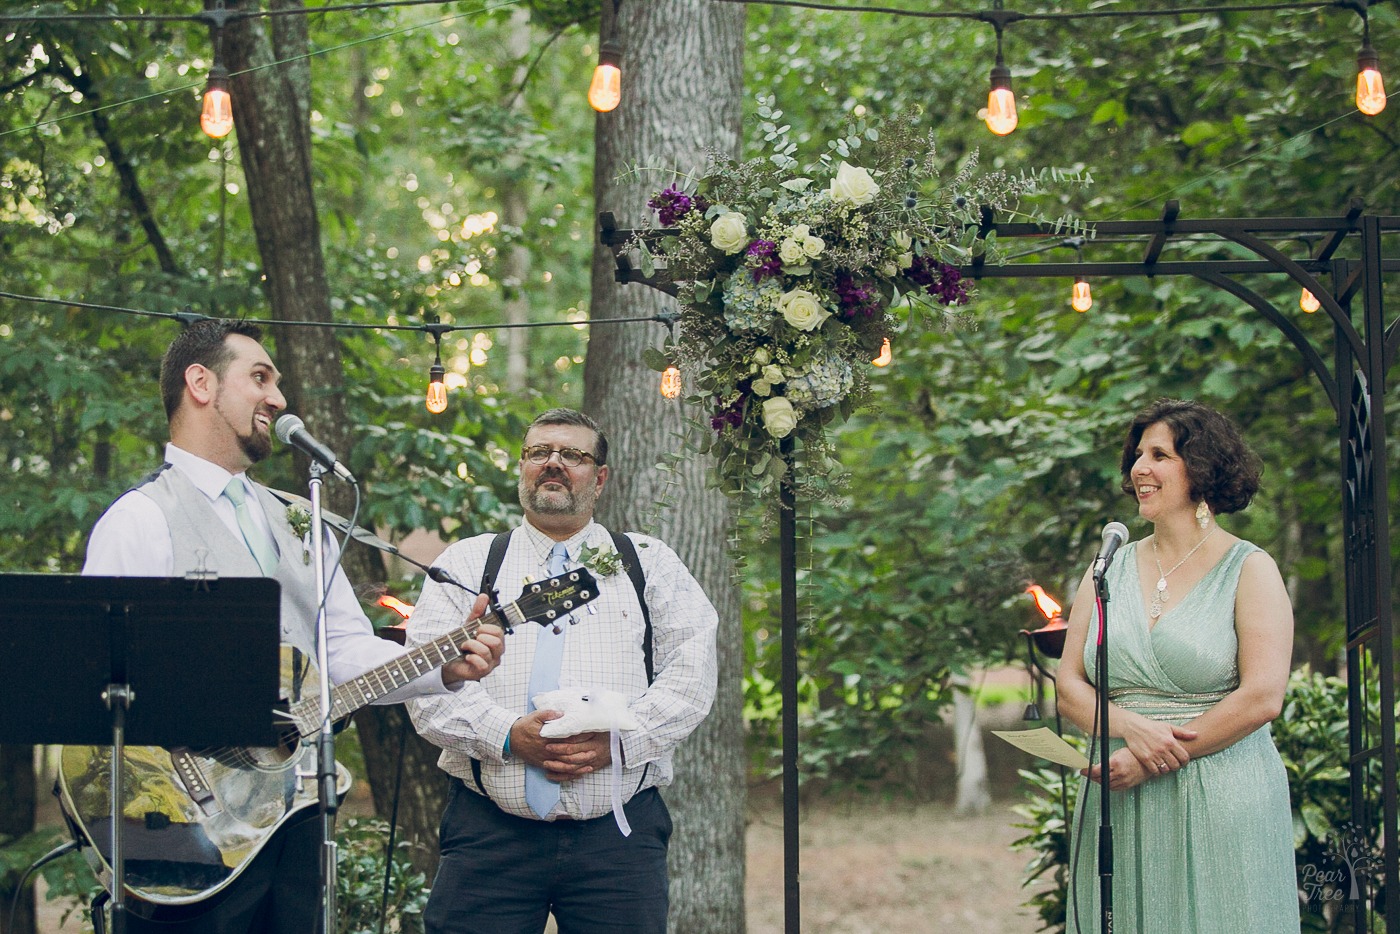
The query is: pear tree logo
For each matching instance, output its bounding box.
[1301,821,1380,904]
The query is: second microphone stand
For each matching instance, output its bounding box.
[1092,559,1114,934]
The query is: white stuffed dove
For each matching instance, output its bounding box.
[534,688,640,737]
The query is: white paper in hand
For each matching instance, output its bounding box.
[991,727,1090,770]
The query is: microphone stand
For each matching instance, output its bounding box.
[1091,560,1114,934]
[305,461,339,934]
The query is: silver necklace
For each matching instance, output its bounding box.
[1149,526,1219,619]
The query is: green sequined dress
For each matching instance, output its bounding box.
[1068,540,1300,933]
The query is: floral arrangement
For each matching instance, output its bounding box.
[638,106,1083,499]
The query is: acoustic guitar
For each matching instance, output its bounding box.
[56,568,597,919]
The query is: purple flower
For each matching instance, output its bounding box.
[648,184,694,226]
[745,239,783,282]
[906,255,969,306]
[834,271,882,320]
[710,386,749,433]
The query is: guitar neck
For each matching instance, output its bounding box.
[291,599,527,737]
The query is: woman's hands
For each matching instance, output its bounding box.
[1082,748,1152,791]
[1120,715,1197,775]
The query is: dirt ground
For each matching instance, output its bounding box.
[31,794,1040,933]
[744,794,1039,934]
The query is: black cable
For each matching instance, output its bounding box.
[4,838,82,934]
[714,0,1361,19]
[377,713,411,934]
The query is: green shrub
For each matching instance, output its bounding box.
[1012,670,1386,933]
[336,816,432,934]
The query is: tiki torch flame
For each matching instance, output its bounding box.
[378,594,415,620]
[1026,583,1063,622]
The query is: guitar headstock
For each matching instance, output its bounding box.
[493,567,600,633]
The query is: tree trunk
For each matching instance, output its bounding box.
[0,746,37,934]
[217,0,453,866]
[584,3,747,930]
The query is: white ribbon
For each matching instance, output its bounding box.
[609,728,631,837]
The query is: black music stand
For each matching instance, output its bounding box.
[0,574,281,934]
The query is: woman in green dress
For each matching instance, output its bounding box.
[1058,399,1300,933]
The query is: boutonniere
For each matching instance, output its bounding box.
[576,542,639,578]
[286,505,312,564]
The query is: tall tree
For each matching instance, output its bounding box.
[583,1,748,930]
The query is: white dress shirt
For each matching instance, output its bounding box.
[407,518,718,820]
[82,443,453,701]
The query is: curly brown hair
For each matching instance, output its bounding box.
[1118,398,1262,514]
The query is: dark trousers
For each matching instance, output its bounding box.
[108,811,322,934]
[425,782,672,934]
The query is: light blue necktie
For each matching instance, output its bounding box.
[223,478,279,576]
[525,542,570,819]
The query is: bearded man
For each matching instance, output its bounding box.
[81,318,503,933]
[406,407,718,934]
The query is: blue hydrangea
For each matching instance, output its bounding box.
[721,274,783,332]
[785,356,853,412]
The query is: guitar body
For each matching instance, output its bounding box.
[55,567,598,919]
[56,645,350,919]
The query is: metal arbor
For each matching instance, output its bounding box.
[601,203,1400,932]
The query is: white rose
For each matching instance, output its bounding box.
[802,235,825,258]
[752,379,772,397]
[761,396,798,438]
[897,251,914,270]
[828,162,880,206]
[778,289,831,331]
[778,238,807,265]
[789,224,811,239]
[893,230,913,251]
[753,347,771,365]
[880,262,898,277]
[762,364,785,385]
[709,212,749,254]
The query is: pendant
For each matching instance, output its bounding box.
[1149,598,1163,619]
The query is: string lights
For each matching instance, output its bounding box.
[660,365,683,398]
[1071,277,1093,312]
[1300,288,1321,312]
[589,0,624,113]
[1355,6,1387,115]
[424,323,449,413]
[198,1,234,139]
[983,11,1018,137]
[871,337,893,366]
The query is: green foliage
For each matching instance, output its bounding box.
[1011,672,1386,932]
[0,827,101,931]
[336,817,432,934]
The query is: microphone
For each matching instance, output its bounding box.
[1093,521,1130,577]
[274,414,356,483]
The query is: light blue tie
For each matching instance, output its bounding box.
[525,543,570,819]
[223,478,279,575]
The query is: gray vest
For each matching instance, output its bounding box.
[138,464,322,657]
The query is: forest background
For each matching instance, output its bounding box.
[0,0,1396,932]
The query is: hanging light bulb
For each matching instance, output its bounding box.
[1300,289,1321,313]
[872,337,893,367]
[1071,277,1093,312]
[660,365,682,399]
[1357,41,1386,116]
[425,340,448,413]
[985,61,1017,136]
[201,65,234,138]
[589,48,623,113]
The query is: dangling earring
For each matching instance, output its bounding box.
[1196,500,1211,530]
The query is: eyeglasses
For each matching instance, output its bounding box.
[521,444,596,468]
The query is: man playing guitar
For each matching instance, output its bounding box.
[78,319,505,933]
